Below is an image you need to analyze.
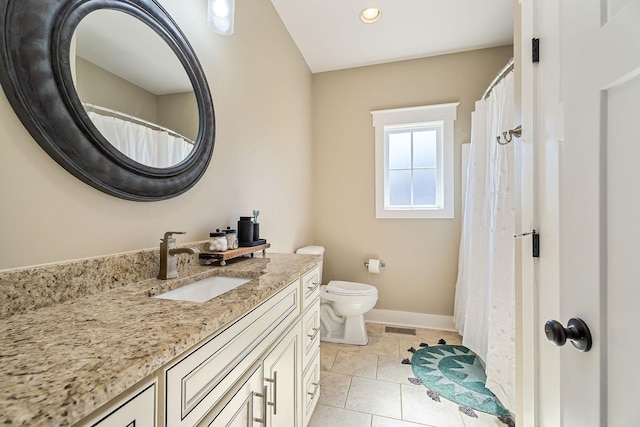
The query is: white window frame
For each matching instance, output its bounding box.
[371,103,458,219]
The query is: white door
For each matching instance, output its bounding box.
[525,0,640,425]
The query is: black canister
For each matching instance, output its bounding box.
[253,222,260,240]
[238,216,254,243]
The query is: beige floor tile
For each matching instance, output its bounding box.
[346,376,402,419]
[376,355,417,385]
[415,328,449,345]
[360,334,401,357]
[308,404,372,427]
[331,350,378,379]
[310,325,481,427]
[415,328,463,346]
[439,330,463,345]
[318,371,351,408]
[320,340,361,353]
[367,322,384,336]
[401,384,464,427]
[320,347,338,372]
[372,416,432,427]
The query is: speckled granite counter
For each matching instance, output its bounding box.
[0,252,321,426]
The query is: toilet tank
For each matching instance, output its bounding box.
[295,246,324,285]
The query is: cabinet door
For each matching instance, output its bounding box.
[201,364,263,427]
[263,323,300,427]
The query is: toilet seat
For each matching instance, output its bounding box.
[326,280,377,296]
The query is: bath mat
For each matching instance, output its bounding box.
[409,345,513,425]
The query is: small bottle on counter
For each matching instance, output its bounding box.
[209,229,228,252]
[225,226,238,250]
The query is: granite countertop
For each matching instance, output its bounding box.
[0,253,321,426]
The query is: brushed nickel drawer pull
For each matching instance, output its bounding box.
[307,380,320,398]
[265,371,277,415]
[253,385,268,424]
[307,280,320,292]
[307,327,320,341]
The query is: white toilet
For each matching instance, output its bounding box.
[296,246,378,345]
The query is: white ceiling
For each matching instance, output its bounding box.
[74,0,514,94]
[270,0,515,73]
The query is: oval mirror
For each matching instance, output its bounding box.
[0,0,215,201]
[74,9,199,168]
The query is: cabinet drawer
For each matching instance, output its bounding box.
[301,265,321,310]
[302,350,320,427]
[83,380,157,427]
[301,298,320,370]
[165,279,300,427]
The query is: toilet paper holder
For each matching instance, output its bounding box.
[364,260,385,268]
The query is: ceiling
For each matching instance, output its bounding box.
[270,0,515,73]
[74,0,514,94]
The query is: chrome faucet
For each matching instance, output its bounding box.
[158,231,200,280]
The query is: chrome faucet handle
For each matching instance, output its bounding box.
[162,231,186,241]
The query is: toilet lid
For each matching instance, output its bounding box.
[326,280,377,296]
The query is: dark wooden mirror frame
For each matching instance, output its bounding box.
[0,0,215,201]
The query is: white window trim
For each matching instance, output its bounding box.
[371,103,458,219]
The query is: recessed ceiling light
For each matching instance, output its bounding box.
[360,7,382,24]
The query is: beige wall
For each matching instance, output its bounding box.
[312,46,513,316]
[0,0,314,270]
[76,57,159,124]
[158,92,199,141]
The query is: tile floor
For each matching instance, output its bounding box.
[308,323,506,427]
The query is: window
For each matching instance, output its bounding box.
[371,103,458,219]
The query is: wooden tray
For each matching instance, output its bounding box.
[199,242,270,266]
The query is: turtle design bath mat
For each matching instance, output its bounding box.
[409,344,514,425]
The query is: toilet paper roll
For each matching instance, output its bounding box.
[367,259,381,274]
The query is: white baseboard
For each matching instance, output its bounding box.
[364,309,457,332]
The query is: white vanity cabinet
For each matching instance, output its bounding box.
[198,363,264,427]
[81,380,157,427]
[299,265,321,426]
[165,278,300,427]
[301,265,321,307]
[165,262,321,427]
[301,349,321,426]
[75,262,321,427]
[262,321,301,427]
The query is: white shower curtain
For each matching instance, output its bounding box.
[87,112,192,168]
[454,71,515,411]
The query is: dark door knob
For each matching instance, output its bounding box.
[544,318,592,352]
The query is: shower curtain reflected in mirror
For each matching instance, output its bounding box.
[454,70,515,412]
[87,111,193,168]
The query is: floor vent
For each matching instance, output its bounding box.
[385,326,416,335]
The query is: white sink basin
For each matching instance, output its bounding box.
[154,276,251,303]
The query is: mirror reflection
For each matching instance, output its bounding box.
[73,10,199,168]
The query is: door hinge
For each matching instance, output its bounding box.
[532,231,540,257]
[514,230,540,257]
[532,38,540,63]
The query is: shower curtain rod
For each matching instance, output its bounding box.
[82,102,195,145]
[482,57,514,100]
